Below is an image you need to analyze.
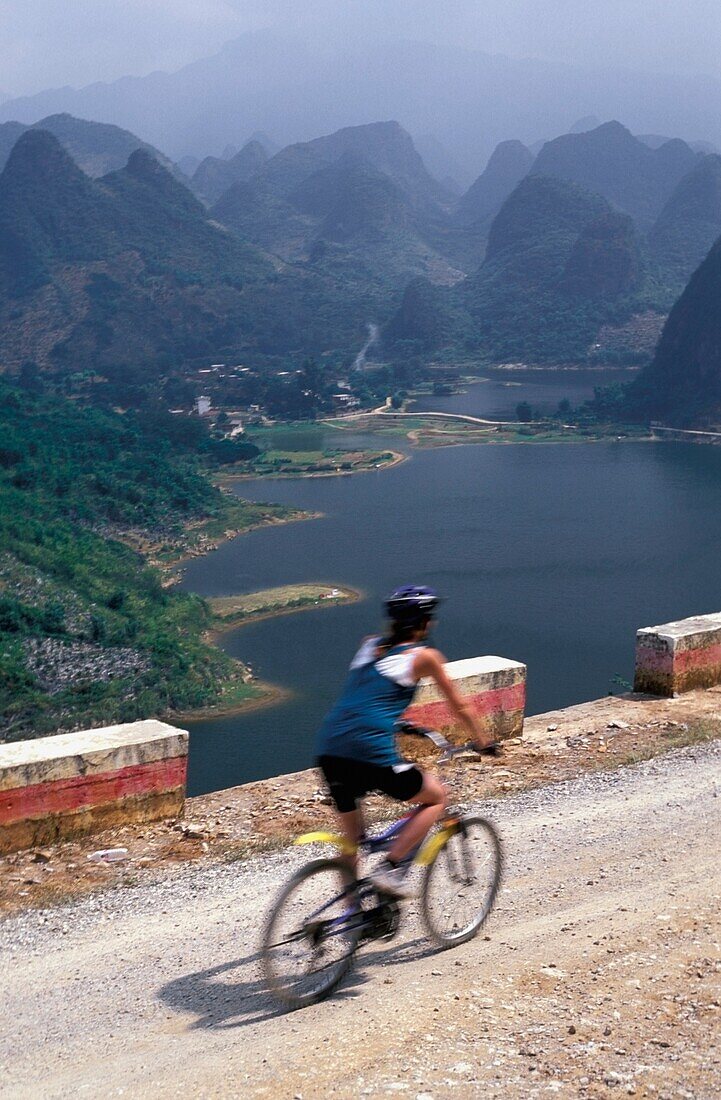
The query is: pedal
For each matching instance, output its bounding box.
[360,899,401,943]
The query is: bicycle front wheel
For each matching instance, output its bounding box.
[421,816,503,947]
[261,858,362,1009]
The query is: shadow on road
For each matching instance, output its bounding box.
[157,934,439,1029]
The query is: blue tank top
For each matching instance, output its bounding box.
[316,636,421,767]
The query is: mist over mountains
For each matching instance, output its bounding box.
[2,102,721,423]
[0,113,178,179]
[3,31,721,181]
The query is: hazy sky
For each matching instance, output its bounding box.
[2,0,721,97]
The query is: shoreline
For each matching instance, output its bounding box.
[409,430,656,449]
[183,586,361,722]
[169,678,293,723]
[206,584,362,639]
[327,411,654,449]
[219,449,406,481]
[163,509,324,578]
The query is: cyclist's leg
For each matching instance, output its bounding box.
[386,770,448,863]
[334,806,364,874]
[317,755,366,873]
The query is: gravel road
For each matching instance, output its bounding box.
[2,742,720,1099]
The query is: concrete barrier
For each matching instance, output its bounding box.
[0,720,188,854]
[634,612,721,696]
[406,655,526,740]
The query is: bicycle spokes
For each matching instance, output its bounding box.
[420,816,503,946]
[262,859,364,1009]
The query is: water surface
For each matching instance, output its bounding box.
[410,367,636,419]
[182,441,721,795]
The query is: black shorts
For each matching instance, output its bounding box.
[318,754,424,814]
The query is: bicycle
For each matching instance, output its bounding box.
[261,724,503,1010]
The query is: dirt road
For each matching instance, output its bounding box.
[2,741,720,1099]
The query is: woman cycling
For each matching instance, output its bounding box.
[316,584,499,897]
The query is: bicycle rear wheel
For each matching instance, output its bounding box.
[421,816,503,947]
[261,858,363,1009]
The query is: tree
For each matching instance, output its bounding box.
[516,401,533,422]
[300,357,325,395]
[163,376,196,409]
[18,361,43,393]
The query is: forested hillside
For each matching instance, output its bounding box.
[2,115,721,400]
[386,123,721,368]
[0,380,291,740]
[629,235,721,425]
[0,129,386,374]
[648,154,721,292]
[210,121,468,293]
[387,175,650,363]
[529,121,699,228]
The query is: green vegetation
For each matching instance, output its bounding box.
[222,421,397,477]
[0,380,299,741]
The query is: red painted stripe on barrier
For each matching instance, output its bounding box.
[407,682,526,727]
[0,756,187,826]
[675,641,721,672]
[637,640,721,675]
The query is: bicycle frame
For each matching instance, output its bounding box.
[280,810,465,957]
[294,812,461,867]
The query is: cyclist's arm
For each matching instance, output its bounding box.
[412,648,497,750]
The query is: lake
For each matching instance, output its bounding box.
[181,437,721,796]
[409,367,636,419]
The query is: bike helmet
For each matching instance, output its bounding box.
[385,584,440,623]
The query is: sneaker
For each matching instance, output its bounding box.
[369,861,416,899]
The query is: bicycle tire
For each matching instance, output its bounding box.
[420,816,503,947]
[261,857,362,1009]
